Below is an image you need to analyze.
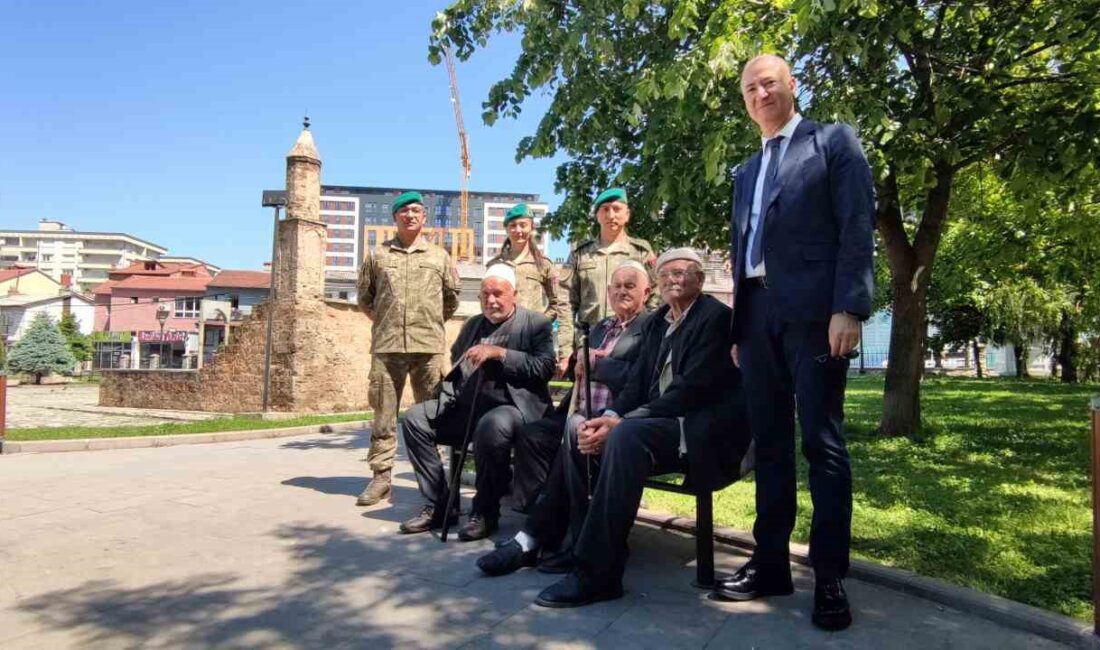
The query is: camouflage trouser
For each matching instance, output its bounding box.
[367,353,444,473]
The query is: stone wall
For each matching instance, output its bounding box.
[99,300,465,413]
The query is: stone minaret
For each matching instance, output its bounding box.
[276,116,325,302]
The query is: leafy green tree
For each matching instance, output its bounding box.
[432,0,1100,434]
[6,313,76,383]
[58,312,92,364]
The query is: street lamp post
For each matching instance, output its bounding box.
[156,304,170,369]
[260,191,287,412]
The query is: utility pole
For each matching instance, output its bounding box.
[260,194,286,412]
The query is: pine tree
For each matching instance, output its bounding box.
[7,313,76,383]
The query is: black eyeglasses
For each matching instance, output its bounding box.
[816,350,860,363]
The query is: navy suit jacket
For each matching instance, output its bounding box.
[445,306,556,423]
[729,118,875,337]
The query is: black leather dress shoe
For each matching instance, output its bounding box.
[457,513,498,541]
[398,505,456,534]
[712,563,794,601]
[812,578,852,631]
[537,549,575,574]
[476,539,537,576]
[534,570,623,608]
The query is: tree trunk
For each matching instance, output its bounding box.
[1013,343,1029,378]
[972,339,984,378]
[932,346,943,369]
[1058,310,1078,383]
[881,279,927,435]
[877,164,954,437]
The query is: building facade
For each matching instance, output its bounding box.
[0,220,167,296]
[92,261,214,369]
[262,185,550,302]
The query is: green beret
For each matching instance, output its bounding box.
[594,188,627,211]
[392,191,423,215]
[503,203,532,225]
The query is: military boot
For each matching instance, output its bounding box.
[356,470,392,506]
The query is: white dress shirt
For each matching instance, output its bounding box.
[745,113,803,278]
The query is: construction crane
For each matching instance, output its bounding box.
[442,44,474,261]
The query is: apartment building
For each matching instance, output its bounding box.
[0,220,166,295]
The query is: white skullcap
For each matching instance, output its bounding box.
[609,260,649,285]
[655,247,703,270]
[483,263,517,288]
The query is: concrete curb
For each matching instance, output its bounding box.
[0,421,371,455]
[635,509,1098,650]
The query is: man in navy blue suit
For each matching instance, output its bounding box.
[717,54,875,631]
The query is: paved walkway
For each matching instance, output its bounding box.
[5,384,220,429]
[0,430,1070,649]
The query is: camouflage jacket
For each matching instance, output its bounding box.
[357,236,460,354]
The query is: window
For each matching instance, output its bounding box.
[174,296,200,317]
[130,297,139,304]
[152,297,160,303]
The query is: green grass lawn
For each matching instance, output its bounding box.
[5,412,373,441]
[644,375,1098,622]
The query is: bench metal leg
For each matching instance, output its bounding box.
[693,491,715,589]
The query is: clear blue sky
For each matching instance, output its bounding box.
[0,0,570,267]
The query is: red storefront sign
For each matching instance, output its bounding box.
[138,330,188,343]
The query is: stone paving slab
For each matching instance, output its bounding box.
[4,384,223,429]
[0,429,1075,649]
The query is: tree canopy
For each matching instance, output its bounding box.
[432,0,1100,435]
[7,312,76,382]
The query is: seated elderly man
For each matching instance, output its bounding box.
[478,260,655,576]
[533,248,749,608]
[399,264,556,540]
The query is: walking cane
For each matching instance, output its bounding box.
[580,321,594,498]
[440,372,484,543]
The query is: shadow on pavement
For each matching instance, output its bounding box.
[280,431,369,451]
[281,476,365,497]
[13,523,565,648]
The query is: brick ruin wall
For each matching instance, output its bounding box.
[99,303,465,414]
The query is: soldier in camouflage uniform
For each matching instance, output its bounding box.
[356,191,461,506]
[560,188,657,359]
[486,203,573,366]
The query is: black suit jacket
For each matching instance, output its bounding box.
[611,294,751,491]
[560,309,655,415]
[729,118,875,337]
[446,306,556,423]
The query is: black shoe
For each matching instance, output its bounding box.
[398,505,456,534]
[457,513,498,541]
[712,562,794,601]
[537,549,575,575]
[534,570,623,608]
[476,539,538,576]
[812,578,852,631]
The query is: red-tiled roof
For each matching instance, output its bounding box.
[208,270,271,289]
[109,261,211,278]
[0,268,37,283]
[110,276,210,292]
[92,279,119,295]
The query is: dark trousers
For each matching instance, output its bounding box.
[736,283,852,579]
[512,412,567,512]
[401,399,524,520]
[523,413,595,552]
[573,417,681,585]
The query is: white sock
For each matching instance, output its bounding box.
[514,531,538,553]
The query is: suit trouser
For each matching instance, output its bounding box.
[573,417,681,585]
[368,353,444,473]
[401,398,525,519]
[511,412,569,512]
[736,283,852,579]
[523,413,594,551]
